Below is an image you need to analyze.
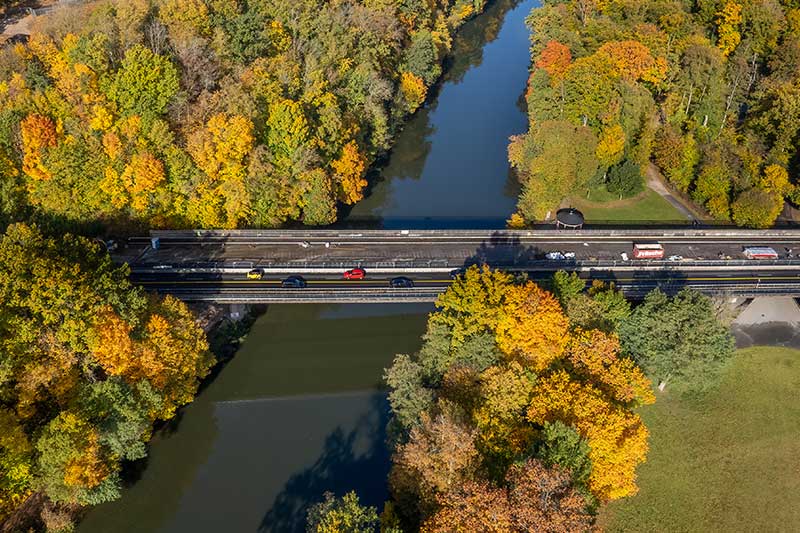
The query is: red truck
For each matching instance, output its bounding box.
[632,243,664,260]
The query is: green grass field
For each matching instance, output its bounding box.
[599,347,800,532]
[567,188,686,223]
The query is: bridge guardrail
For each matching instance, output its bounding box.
[143,227,800,241]
[147,280,800,302]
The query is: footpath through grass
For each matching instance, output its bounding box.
[567,188,685,223]
[599,346,800,532]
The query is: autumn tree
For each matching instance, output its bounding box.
[731,187,783,228]
[421,459,594,532]
[0,224,211,516]
[535,41,572,82]
[384,265,652,527]
[716,1,743,56]
[331,140,368,205]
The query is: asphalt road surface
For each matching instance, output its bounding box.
[125,231,800,268]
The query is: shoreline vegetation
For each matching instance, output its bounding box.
[509,0,800,229]
[0,1,499,530]
[0,224,212,532]
[306,267,738,532]
[0,0,493,233]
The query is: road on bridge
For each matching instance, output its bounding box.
[119,229,800,302]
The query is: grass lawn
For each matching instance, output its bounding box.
[599,347,800,532]
[567,188,686,223]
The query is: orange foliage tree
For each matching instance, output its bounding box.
[20,114,57,181]
[535,40,573,82]
[331,140,368,204]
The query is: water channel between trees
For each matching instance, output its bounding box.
[79,1,537,531]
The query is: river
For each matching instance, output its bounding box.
[343,0,533,228]
[79,1,536,531]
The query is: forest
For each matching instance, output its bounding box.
[306,266,735,532]
[0,224,211,528]
[0,0,489,231]
[0,1,495,528]
[509,0,800,227]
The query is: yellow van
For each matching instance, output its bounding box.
[246,269,263,280]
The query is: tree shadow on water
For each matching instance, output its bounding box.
[258,393,392,533]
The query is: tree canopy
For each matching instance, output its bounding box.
[0,224,211,519]
[0,0,490,231]
[511,0,800,227]
[619,288,735,392]
[382,265,654,530]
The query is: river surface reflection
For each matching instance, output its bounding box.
[343,0,535,228]
[79,304,432,533]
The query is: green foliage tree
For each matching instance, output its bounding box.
[607,160,644,198]
[550,270,585,307]
[402,30,442,85]
[619,288,735,392]
[509,121,599,221]
[104,45,179,117]
[537,420,593,500]
[306,491,379,533]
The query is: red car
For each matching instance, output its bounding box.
[343,268,366,280]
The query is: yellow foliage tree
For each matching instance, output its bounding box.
[331,140,368,204]
[187,113,255,227]
[596,123,626,167]
[90,308,135,375]
[716,1,743,56]
[495,283,570,371]
[473,362,536,459]
[432,265,513,346]
[761,164,793,197]
[159,0,212,39]
[400,72,427,113]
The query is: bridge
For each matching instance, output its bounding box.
[117,229,800,303]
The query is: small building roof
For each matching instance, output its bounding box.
[556,208,584,227]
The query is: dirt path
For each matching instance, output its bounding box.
[0,0,59,41]
[644,162,700,221]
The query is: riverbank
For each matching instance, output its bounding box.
[77,304,432,533]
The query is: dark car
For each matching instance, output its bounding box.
[449,268,466,279]
[281,275,307,288]
[389,276,414,288]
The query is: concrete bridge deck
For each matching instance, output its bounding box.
[119,229,800,303]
